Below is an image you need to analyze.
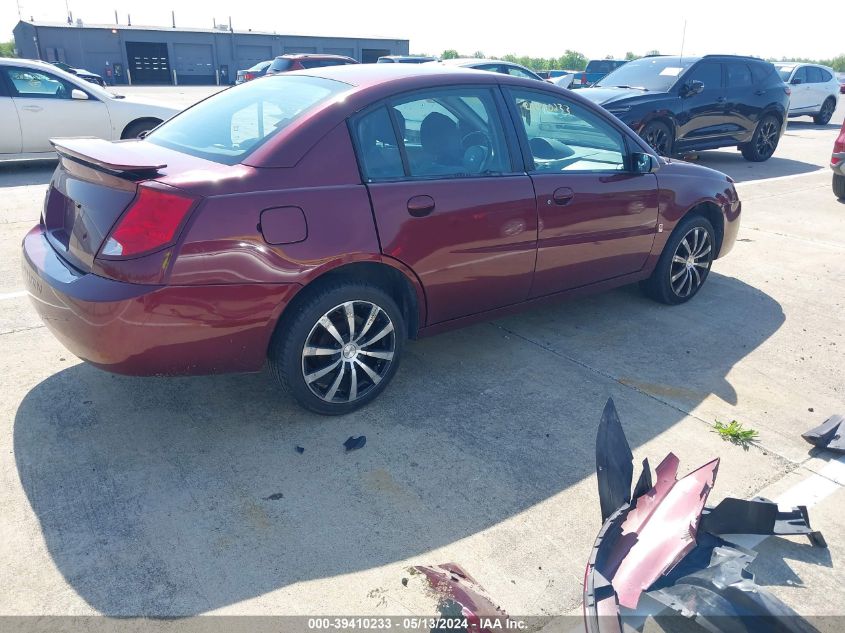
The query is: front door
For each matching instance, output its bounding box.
[1,66,111,153]
[352,87,538,325]
[504,87,659,298]
[678,61,729,148]
[788,67,813,112]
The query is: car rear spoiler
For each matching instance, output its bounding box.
[50,137,167,174]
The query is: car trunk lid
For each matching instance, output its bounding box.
[43,138,207,273]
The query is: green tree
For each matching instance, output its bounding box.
[441,49,460,60]
[472,51,485,59]
[557,50,587,70]
[625,51,640,61]
[0,40,16,57]
[645,49,661,57]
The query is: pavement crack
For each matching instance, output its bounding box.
[0,324,45,336]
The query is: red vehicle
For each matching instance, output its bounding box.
[264,53,358,75]
[834,118,845,199]
[22,65,741,414]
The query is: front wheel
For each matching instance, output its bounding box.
[740,115,780,162]
[640,215,716,305]
[269,282,405,415]
[834,174,845,200]
[814,98,836,126]
[640,120,673,156]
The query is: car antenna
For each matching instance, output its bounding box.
[679,18,687,67]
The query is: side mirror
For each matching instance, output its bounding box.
[791,77,802,85]
[683,80,704,97]
[632,152,659,174]
[71,89,89,100]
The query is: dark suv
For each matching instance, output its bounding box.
[579,55,790,161]
[265,54,358,75]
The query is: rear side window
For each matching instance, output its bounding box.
[353,88,512,181]
[353,107,404,180]
[806,67,824,83]
[751,62,777,85]
[727,63,752,88]
[269,58,293,72]
[686,62,722,90]
[147,75,349,165]
[301,59,350,69]
[818,68,833,82]
[507,66,539,80]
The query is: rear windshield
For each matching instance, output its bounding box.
[269,58,293,72]
[586,60,623,74]
[146,75,350,165]
[595,57,696,91]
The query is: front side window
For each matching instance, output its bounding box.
[147,75,349,164]
[792,67,808,84]
[727,63,752,88]
[686,62,722,90]
[508,89,626,172]
[3,67,76,99]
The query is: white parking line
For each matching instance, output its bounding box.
[735,168,828,187]
[0,290,27,301]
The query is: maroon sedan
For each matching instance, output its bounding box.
[22,64,741,414]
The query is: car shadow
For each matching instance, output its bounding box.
[0,161,57,187]
[787,120,842,131]
[678,151,821,184]
[13,273,785,615]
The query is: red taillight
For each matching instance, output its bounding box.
[581,74,588,85]
[245,72,254,81]
[101,184,195,258]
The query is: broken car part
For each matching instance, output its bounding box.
[801,414,845,453]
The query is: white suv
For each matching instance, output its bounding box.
[0,57,180,160]
[775,62,840,125]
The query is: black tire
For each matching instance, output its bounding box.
[640,214,716,305]
[740,114,780,162]
[268,281,406,415]
[814,98,836,126]
[640,120,673,156]
[121,119,161,139]
[834,174,845,200]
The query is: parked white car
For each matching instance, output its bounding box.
[0,57,180,159]
[775,62,840,125]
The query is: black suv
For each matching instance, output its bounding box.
[579,55,791,161]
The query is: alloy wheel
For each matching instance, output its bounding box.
[819,101,834,124]
[755,119,778,158]
[301,301,395,404]
[643,126,670,155]
[669,227,713,298]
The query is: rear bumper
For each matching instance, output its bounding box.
[22,225,300,376]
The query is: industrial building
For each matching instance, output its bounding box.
[12,20,409,85]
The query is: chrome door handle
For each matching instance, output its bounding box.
[22,105,42,112]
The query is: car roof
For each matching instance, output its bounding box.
[275,53,356,61]
[437,57,521,67]
[774,61,833,69]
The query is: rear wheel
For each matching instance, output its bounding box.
[814,98,836,125]
[834,174,845,200]
[641,215,716,305]
[640,120,673,156]
[269,282,405,415]
[740,115,780,161]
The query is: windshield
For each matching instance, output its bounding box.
[595,57,697,91]
[775,65,795,81]
[146,75,350,165]
[269,58,293,72]
[249,61,271,72]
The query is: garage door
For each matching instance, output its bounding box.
[173,43,214,85]
[324,47,355,59]
[236,45,273,72]
[284,46,316,54]
[126,41,171,85]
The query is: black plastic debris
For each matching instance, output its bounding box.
[344,435,366,451]
[631,458,653,501]
[700,497,827,548]
[264,493,284,501]
[801,414,845,452]
[596,398,633,522]
[295,446,305,454]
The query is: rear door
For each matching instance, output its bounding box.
[0,69,22,153]
[503,87,658,297]
[677,61,728,148]
[1,66,111,152]
[352,86,538,325]
[724,62,758,141]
